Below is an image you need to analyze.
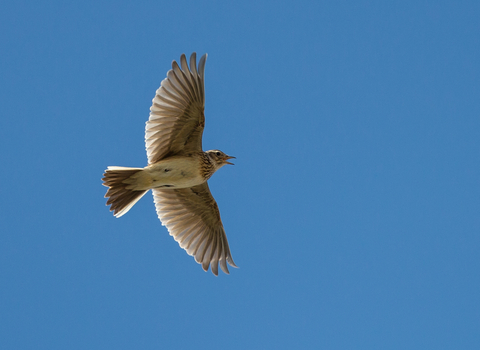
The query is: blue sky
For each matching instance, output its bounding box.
[1,1,479,349]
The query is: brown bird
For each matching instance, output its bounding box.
[102,53,237,276]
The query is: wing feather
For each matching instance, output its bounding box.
[152,183,236,275]
[145,53,207,164]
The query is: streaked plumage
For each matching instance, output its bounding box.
[102,53,236,275]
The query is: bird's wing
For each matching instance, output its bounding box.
[145,53,207,164]
[152,183,237,275]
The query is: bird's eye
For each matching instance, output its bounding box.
[216,152,221,156]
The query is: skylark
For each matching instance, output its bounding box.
[102,53,237,276]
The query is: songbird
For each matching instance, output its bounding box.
[102,53,237,276]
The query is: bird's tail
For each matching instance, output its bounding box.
[102,166,148,217]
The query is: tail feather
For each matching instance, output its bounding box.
[102,166,148,217]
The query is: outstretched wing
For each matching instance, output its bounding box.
[152,183,237,275]
[145,53,207,164]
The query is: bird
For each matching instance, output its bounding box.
[102,53,237,276]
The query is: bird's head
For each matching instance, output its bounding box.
[206,150,235,169]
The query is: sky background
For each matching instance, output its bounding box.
[1,1,479,349]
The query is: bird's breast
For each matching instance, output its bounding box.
[146,156,206,189]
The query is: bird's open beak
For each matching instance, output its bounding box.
[224,155,236,165]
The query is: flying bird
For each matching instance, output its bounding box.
[102,53,237,276]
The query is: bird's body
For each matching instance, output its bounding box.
[102,53,236,276]
[121,153,208,191]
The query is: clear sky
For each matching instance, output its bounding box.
[1,1,479,349]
